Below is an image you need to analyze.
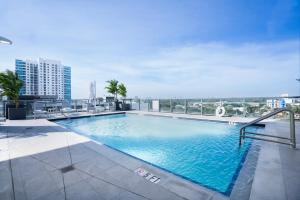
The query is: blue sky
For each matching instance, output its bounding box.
[0,0,299,98]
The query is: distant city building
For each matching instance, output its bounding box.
[63,66,71,101]
[266,94,293,109]
[15,58,71,100]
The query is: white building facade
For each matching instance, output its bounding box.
[16,58,71,100]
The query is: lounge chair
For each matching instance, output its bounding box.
[33,109,48,119]
[95,106,105,113]
[61,107,76,113]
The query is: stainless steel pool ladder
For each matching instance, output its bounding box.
[239,108,296,148]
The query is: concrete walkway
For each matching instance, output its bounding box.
[249,121,300,200]
[0,119,225,200]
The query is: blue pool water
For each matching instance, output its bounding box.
[56,113,252,194]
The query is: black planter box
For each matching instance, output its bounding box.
[5,104,25,119]
[8,108,26,120]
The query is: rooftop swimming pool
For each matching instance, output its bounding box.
[55,113,253,195]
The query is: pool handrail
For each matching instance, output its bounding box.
[239,108,296,148]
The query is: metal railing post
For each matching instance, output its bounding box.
[138,99,141,110]
[290,111,296,148]
[201,99,203,116]
[159,99,161,112]
[185,99,187,114]
[75,100,78,112]
[170,99,172,113]
[243,99,246,117]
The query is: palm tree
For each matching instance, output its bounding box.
[118,83,127,98]
[105,79,119,99]
[0,70,23,108]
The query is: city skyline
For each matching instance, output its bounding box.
[0,0,299,98]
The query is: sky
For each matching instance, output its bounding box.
[0,0,299,98]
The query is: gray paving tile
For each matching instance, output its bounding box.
[85,176,124,200]
[211,193,229,200]
[11,156,59,180]
[65,179,105,200]
[11,156,64,200]
[33,148,71,169]
[114,190,148,200]
[35,189,65,200]
[107,166,185,200]
[69,143,101,164]
[163,179,213,200]
[282,169,300,200]
[101,165,144,190]
[22,170,63,200]
[279,146,300,173]
[63,168,90,187]
[74,154,116,176]
[0,161,13,200]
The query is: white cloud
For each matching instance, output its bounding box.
[0,40,299,99]
[90,40,299,98]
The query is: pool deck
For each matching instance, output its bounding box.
[0,111,299,200]
[126,110,276,123]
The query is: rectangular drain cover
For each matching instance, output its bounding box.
[60,165,75,173]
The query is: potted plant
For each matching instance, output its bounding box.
[105,80,128,111]
[105,79,120,110]
[0,70,26,120]
[118,83,129,110]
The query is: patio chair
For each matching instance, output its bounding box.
[95,105,105,113]
[33,109,48,119]
[61,107,76,113]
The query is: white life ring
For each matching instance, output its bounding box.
[216,106,226,117]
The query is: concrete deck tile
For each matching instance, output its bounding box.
[11,156,58,179]
[84,141,143,170]
[131,180,185,200]
[65,179,105,200]
[85,176,126,200]
[114,190,148,200]
[62,168,90,187]
[162,179,213,200]
[11,156,64,200]
[281,169,300,200]
[98,165,144,190]
[74,154,116,175]
[16,170,63,200]
[97,165,184,200]
[69,142,103,164]
[249,130,286,200]
[35,189,65,200]
[278,146,300,173]
[0,161,13,200]
[250,167,286,200]
[32,148,71,169]
[211,193,229,200]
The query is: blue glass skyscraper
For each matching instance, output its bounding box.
[15,59,26,95]
[63,66,71,100]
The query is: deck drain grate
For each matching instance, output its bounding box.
[60,165,75,173]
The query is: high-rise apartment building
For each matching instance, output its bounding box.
[15,58,71,100]
[63,66,71,100]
